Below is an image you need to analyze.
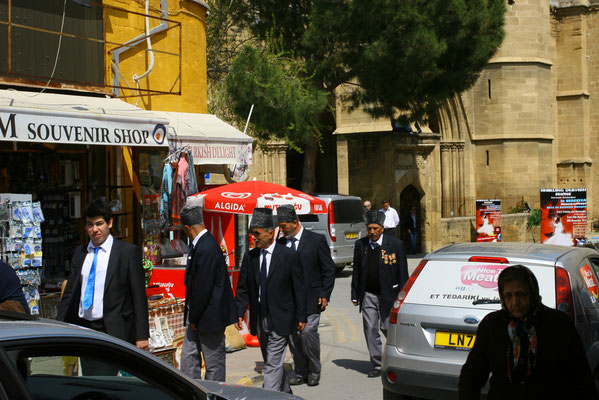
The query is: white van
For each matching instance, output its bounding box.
[298,194,367,272]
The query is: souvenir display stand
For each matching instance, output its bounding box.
[0,193,44,314]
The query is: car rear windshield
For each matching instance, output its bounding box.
[404,261,556,309]
[332,199,364,223]
[298,214,319,223]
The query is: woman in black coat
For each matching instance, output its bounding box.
[459,265,599,400]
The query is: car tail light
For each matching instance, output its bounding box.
[555,266,574,320]
[387,370,397,383]
[389,260,428,324]
[468,256,508,263]
[328,202,336,242]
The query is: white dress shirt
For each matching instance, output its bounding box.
[369,234,384,248]
[79,234,114,321]
[259,240,277,301]
[286,226,304,250]
[380,206,400,229]
[192,228,208,247]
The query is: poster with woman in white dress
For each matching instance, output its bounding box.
[475,199,501,242]
[540,188,587,247]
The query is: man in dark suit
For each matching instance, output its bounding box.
[179,203,237,381]
[351,210,409,378]
[402,205,419,254]
[57,199,149,373]
[235,207,307,393]
[276,204,335,387]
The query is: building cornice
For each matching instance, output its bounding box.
[556,90,590,99]
[487,57,553,67]
[471,135,554,142]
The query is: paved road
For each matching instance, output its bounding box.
[225,255,423,399]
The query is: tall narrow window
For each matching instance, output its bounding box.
[486,150,490,166]
[488,79,492,99]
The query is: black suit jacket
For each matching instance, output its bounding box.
[351,234,409,317]
[402,212,419,234]
[184,231,237,333]
[57,238,149,344]
[235,243,307,337]
[277,229,335,315]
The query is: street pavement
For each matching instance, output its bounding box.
[223,255,424,399]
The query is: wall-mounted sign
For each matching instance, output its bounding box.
[0,111,167,147]
[540,188,586,246]
[475,199,501,242]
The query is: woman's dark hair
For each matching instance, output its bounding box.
[83,198,113,222]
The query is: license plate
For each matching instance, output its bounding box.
[434,331,476,350]
[345,232,358,240]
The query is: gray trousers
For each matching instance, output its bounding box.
[180,319,227,382]
[258,314,291,392]
[361,291,389,370]
[289,313,321,377]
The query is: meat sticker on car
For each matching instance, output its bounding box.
[580,264,599,300]
[461,264,508,289]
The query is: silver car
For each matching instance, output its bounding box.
[382,242,599,399]
[0,312,302,400]
[298,194,366,272]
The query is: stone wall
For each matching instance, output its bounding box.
[435,213,540,251]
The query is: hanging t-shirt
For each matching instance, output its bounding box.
[171,156,190,227]
[160,163,173,232]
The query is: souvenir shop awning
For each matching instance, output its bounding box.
[0,89,170,147]
[160,112,253,166]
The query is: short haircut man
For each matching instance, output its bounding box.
[379,200,400,236]
[57,198,149,374]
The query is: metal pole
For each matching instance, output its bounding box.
[243,104,254,135]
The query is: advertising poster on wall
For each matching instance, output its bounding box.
[540,188,587,246]
[476,199,501,242]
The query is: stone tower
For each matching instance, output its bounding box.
[456,0,556,214]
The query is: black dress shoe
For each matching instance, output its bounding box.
[367,369,381,378]
[289,376,306,385]
[307,373,320,386]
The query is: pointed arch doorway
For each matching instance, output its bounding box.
[400,185,422,254]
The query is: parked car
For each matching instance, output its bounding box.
[382,242,599,400]
[298,194,366,272]
[0,311,301,400]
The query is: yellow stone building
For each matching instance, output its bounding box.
[335,0,599,251]
[104,0,208,113]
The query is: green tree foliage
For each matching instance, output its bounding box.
[215,0,506,189]
[205,0,256,120]
[346,0,506,121]
[224,44,328,151]
[234,0,506,122]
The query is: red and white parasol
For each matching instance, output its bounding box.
[188,180,327,215]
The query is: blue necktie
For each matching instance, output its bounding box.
[83,247,100,310]
[289,237,298,250]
